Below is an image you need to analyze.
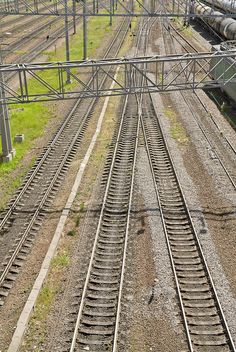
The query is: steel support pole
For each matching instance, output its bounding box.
[151,0,155,14]
[184,0,190,26]
[72,0,76,34]
[0,70,14,162]
[109,0,113,26]
[83,0,87,60]
[65,0,71,83]
[172,0,175,12]
[93,0,96,14]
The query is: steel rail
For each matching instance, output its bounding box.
[0,15,129,233]
[181,91,236,189]
[0,98,101,287]
[142,90,236,351]
[140,106,193,352]
[112,12,156,350]
[1,14,52,35]
[167,21,236,155]
[111,107,140,352]
[196,94,236,155]
[3,17,63,58]
[0,99,95,287]
[69,92,131,351]
[0,0,75,51]
[0,16,131,303]
[137,7,236,349]
[2,0,90,61]
[164,21,236,189]
[69,9,150,351]
[3,19,77,82]
[0,2,61,29]
[3,1,96,82]
[151,10,193,350]
[0,0,75,19]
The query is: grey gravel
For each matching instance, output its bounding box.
[136,145,183,332]
[151,90,236,345]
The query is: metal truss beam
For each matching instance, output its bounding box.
[1,51,236,104]
[1,0,236,17]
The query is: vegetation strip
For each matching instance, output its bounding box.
[7,68,119,352]
[0,13,118,208]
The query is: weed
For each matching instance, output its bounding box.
[75,216,80,227]
[51,252,70,267]
[164,107,188,145]
[79,202,85,213]
[34,285,56,321]
[0,12,120,206]
[67,229,76,237]
[220,101,228,112]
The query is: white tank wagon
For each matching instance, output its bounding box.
[202,0,236,13]
[192,2,236,40]
[210,41,236,103]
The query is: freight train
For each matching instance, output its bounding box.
[202,0,236,13]
[210,41,236,103]
[191,2,236,40]
[191,2,236,103]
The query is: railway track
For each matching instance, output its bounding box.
[69,93,139,351]
[1,0,90,63]
[0,1,71,30]
[64,12,236,351]
[3,16,64,60]
[162,21,236,189]
[66,11,154,351]
[0,16,130,307]
[1,13,56,37]
[3,2,112,84]
[141,92,236,352]
[3,19,74,82]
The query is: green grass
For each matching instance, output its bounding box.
[66,229,76,237]
[75,215,80,227]
[23,282,58,349]
[79,202,85,212]
[51,251,70,267]
[0,13,119,202]
[164,107,189,145]
[33,285,56,322]
[1,103,50,168]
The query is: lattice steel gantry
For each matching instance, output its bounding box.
[1,0,236,160]
[1,51,236,103]
[1,0,236,17]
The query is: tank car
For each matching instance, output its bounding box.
[203,0,236,13]
[192,3,236,103]
[210,41,236,103]
[192,2,236,40]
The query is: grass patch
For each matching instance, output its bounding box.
[75,215,80,227]
[1,104,50,169]
[181,24,193,38]
[66,229,76,237]
[0,12,120,205]
[173,17,193,38]
[164,107,189,145]
[79,202,85,212]
[22,248,70,349]
[21,59,126,352]
[119,2,140,56]
[33,285,56,321]
[51,251,70,267]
